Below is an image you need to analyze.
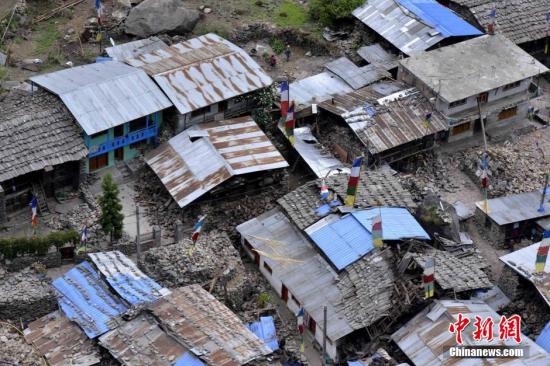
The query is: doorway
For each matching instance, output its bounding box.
[114,125,124,138]
[114,148,124,161]
[282,284,288,303]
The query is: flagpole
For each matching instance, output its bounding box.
[477,97,490,213]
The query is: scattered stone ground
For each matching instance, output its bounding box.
[0,322,44,366]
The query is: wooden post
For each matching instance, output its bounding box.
[477,97,489,213]
[135,205,141,261]
[322,305,327,365]
[539,173,550,212]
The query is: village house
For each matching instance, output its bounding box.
[398,34,548,141]
[352,0,483,57]
[474,188,550,247]
[124,33,273,132]
[0,89,88,223]
[29,61,172,173]
[105,37,168,62]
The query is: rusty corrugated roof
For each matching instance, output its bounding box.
[146,116,288,208]
[151,285,272,366]
[24,311,101,366]
[125,33,273,115]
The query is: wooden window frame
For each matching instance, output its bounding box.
[263,261,273,274]
[452,122,471,135]
[449,98,468,109]
[503,81,521,91]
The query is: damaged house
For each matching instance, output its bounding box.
[399,34,548,141]
[124,33,273,132]
[30,61,172,172]
[352,0,482,56]
[146,116,288,208]
[0,90,88,223]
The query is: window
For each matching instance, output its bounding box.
[263,261,272,274]
[503,81,521,91]
[452,122,471,135]
[291,294,300,307]
[218,100,228,113]
[498,106,518,120]
[191,106,211,118]
[308,317,316,335]
[130,140,147,150]
[90,131,107,139]
[129,117,147,132]
[449,98,467,109]
[478,92,488,103]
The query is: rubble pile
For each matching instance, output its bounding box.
[140,231,252,309]
[317,123,365,164]
[400,152,458,198]
[0,267,57,324]
[0,323,43,366]
[459,137,548,197]
[502,290,550,337]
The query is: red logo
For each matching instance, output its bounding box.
[449,314,522,345]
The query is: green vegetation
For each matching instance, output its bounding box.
[34,21,61,56]
[256,292,271,307]
[193,22,232,40]
[274,1,309,27]
[270,38,285,54]
[0,66,7,81]
[0,230,79,259]
[99,173,124,242]
[309,0,364,26]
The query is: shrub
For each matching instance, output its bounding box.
[0,230,79,259]
[309,0,364,26]
[270,38,285,55]
[256,292,271,307]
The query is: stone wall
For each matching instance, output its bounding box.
[474,208,506,247]
[498,266,523,301]
[0,185,5,225]
[0,267,57,325]
[3,251,62,272]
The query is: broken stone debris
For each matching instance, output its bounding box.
[0,322,43,366]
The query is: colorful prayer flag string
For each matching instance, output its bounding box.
[280,81,289,118]
[372,214,383,248]
[536,231,550,273]
[344,157,363,207]
[285,102,295,145]
[189,214,207,256]
[423,258,435,298]
[30,196,38,227]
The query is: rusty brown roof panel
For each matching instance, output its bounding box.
[150,285,272,365]
[24,311,101,366]
[146,116,288,208]
[125,33,273,115]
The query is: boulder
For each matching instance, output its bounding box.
[124,0,200,37]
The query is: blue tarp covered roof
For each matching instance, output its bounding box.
[173,352,205,366]
[53,261,128,338]
[247,316,279,351]
[537,321,550,353]
[397,0,482,38]
[308,207,429,270]
[347,361,365,366]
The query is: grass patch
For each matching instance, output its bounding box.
[273,1,308,28]
[34,21,61,56]
[193,21,233,40]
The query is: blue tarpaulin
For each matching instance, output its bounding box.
[53,261,128,338]
[173,352,205,366]
[247,316,279,351]
[396,0,482,38]
[352,207,430,241]
[537,321,550,353]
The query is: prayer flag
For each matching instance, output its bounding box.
[285,102,295,145]
[423,258,435,298]
[372,214,383,248]
[280,81,289,118]
[424,112,432,129]
[30,196,38,227]
[344,157,363,207]
[536,231,550,273]
[191,214,207,243]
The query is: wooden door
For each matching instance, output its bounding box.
[114,147,124,161]
[281,284,288,302]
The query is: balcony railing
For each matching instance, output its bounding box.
[88,126,158,158]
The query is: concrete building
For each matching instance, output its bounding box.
[124,33,273,132]
[399,34,548,141]
[30,61,172,173]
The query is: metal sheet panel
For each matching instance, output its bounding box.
[351,207,430,240]
[392,299,550,365]
[357,44,399,70]
[150,285,272,366]
[475,189,550,226]
[88,251,171,305]
[247,316,279,351]
[105,37,168,61]
[324,58,390,90]
[24,311,101,366]
[125,33,273,115]
[30,61,173,135]
[53,261,128,338]
[289,72,353,112]
[147,116,287,208]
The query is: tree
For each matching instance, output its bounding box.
[309,0,364,26]
[98,173,124,242]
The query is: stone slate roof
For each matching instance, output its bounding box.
[451,0,547,44]
[0,90,87,183]
[411,250,492,292]
[278,170,417,230]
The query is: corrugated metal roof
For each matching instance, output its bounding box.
[151,285,272,365]
[320,87,448,155]
[125,33,273,115]
[324,57,390,90]
[53,261,128,338]
[289,72,353,113]
[105,37,168,61]
[146,116,288,208]
[537,321,550,354]
[500,242,550,307]
[247,316,279,352]
[305,208,428,270]
[88,251,171,305]
[24,311,101,366]
[30,61,172,135]
[353,0,481,55]
[400,34,548,103]
[475,189,550,226]
[392,299,550,366]
[236,208,355,341]
[357,43,399,70]
[99,314,192,366]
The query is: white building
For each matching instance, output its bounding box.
[398,35,548,141]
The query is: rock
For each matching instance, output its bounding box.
[305,51,312,57]
[112,9,129,22]
[124,0,200,37]
[203,7,212,14]
[0,52,6,67]
[117,0,132,7]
